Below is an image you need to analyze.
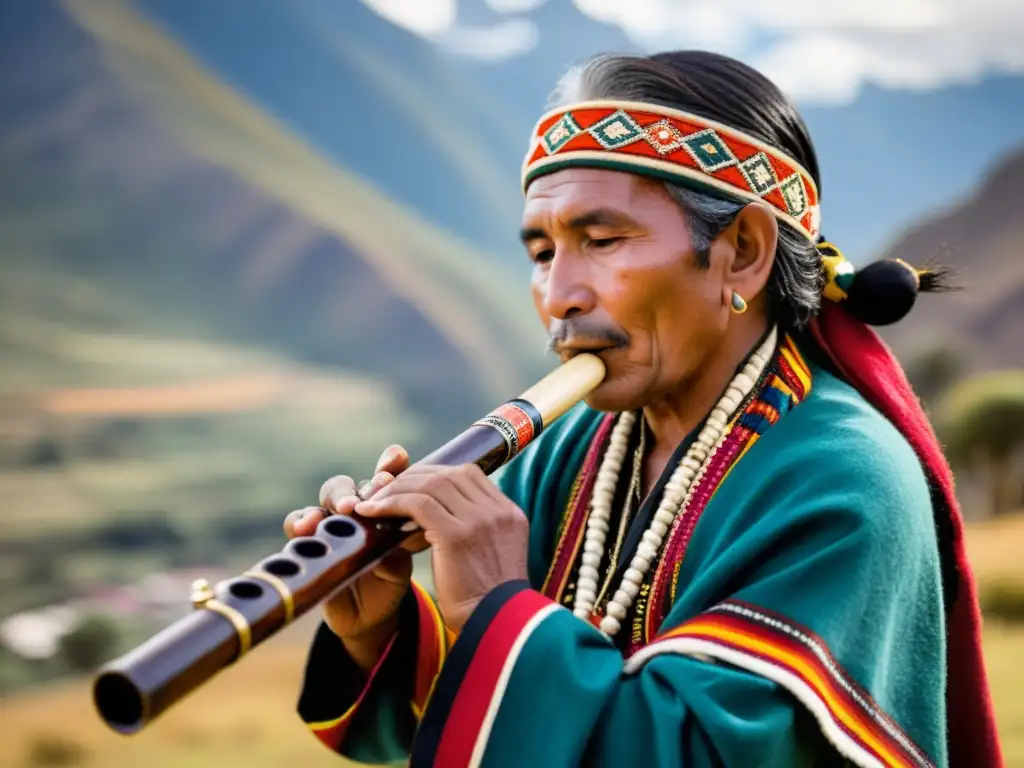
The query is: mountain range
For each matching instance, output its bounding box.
[0,0,553,454]
[878,146,1024,373]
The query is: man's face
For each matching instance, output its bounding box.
[522,168,731,412]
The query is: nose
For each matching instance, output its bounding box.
[540,249,596,321]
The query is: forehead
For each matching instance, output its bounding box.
[522,168,664,220]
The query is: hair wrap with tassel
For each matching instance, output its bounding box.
[815,241,956,327]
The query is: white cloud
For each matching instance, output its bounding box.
[359,0,539,61]
[359,0,1024,98]
[571,0,1024,104]
[486,0,550,13]
[358,0,455,36]
[436,18,540,62]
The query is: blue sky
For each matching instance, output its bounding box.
[368,0,1024,106]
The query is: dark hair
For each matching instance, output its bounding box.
[547,51,949,329]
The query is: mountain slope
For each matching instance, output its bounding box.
[129,0,528,257]
[0,0,550,436]
[879,146,1024,372]
[64,0,549,397]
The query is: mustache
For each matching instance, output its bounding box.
[546,319,630,353]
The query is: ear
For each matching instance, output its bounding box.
[712,201,778,311]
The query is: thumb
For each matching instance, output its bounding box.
[370,548,413,584]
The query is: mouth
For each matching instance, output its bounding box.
[555,343,620,361]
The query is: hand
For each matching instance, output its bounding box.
[283,445,427,669]
[354,464,529,632]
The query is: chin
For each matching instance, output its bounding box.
[583,379,646,414]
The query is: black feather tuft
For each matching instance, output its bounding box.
[917,263,961,293]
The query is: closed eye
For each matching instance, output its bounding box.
[588,236,623,248]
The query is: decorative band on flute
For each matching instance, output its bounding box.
[191,579,254,657]
[472,399,544,461]
[243,570,296,624]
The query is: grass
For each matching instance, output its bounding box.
[963,513,1024,584]
[984,621,1024,766]
[1,618,352,768]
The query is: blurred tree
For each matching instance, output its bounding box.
[87,515,188,552]
[903,345,965,411]
[58,615,118,674]
[936,371,1024,517]
[22,437,64,468]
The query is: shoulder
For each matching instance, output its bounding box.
[712,360,937,573]
[726,360,937,561]
[780,361,930,498]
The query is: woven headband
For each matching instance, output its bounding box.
[521,100,822,244]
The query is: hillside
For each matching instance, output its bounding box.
[0,0,550,426]
[129,0,529,258]
[878,146,1024,373]
[121,0,1024,264]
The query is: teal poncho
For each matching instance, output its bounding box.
[297,335,948,767]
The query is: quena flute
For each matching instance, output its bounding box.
[92,352,606,735]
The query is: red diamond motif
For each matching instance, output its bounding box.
[644,119,685,155]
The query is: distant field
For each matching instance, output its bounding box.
[963,513,1024,582]
[0,331,423,540]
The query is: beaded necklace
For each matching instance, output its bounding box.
[572,326,779,638]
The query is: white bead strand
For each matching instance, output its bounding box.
[572,410,636,620]
[572,327,779,639]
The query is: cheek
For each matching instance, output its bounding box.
[648,266,722,355]
[530,272,549,325]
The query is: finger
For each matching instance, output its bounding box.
[319,475,357,513]
[375,445,410,476]
[363,470,476,521]
[358,470,396,500]
[461,462,507,503]
[399,530,429,553]
[364,465,462,504]
[354,493,461,538]
[284,506,327,538]
[439,465,483,504]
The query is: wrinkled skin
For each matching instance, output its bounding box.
[285,168,779,666]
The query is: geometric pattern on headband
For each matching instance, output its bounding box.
[522,100,822,244]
